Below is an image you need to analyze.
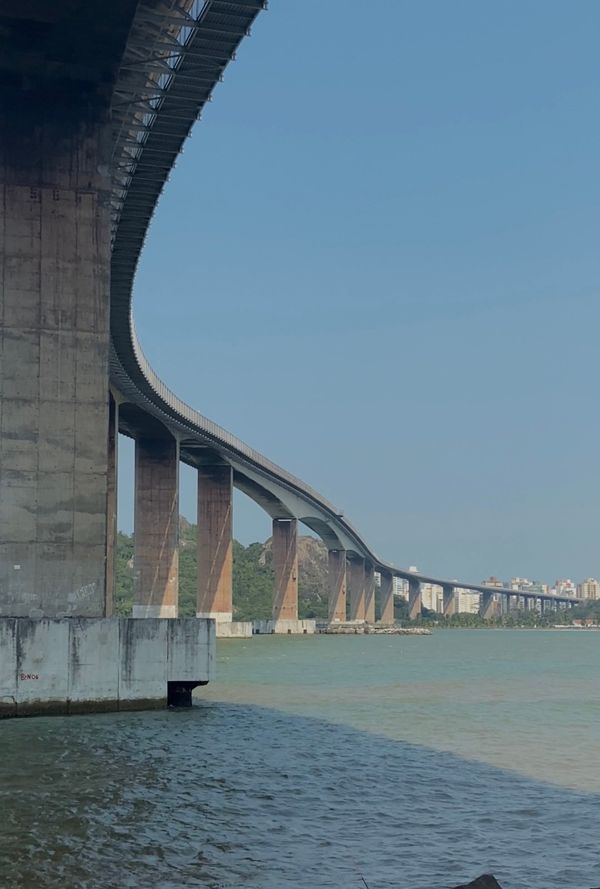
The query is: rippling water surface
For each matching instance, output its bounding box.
[1,630,599,888]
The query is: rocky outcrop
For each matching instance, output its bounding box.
[451,876,504,889]
[261,534,329,614]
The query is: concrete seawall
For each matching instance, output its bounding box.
[0,617,215,717]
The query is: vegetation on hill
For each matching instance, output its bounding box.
[114,519,331,620]
[115,521,599,626]
[413,603,600,628]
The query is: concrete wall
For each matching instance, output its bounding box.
[215,621,253,638]
[0,130,112,618]
[0,617,214,717]
[253,619,316,635]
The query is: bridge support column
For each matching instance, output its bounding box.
[328,550,347,622]
[272,519,298,621]
[364,563,375,623]
[105,395,119,617]
[133,435,179,618]
[0,123,112,617]
[197,463,233,624]
[408,577,422,620]
[480,590,496,620]
[442,584,455,618]
[379,573,395,624]
[348,559,366,621]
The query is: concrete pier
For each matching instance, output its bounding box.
[348,559,366,621]
[196,463,233,624]
[328,550,347,622]
[0,122,112,618]
[408,577,422,620]
[364,563,375,623]
[442,584,455,618]
[253,619,316,635]
[0,617,214,717]
[272,518,298,621]
[480,590,496,620]
[133,435,179,618]
[105,395,118,617]
[379,573,394,624]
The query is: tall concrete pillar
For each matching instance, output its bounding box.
[348,558,366,621]
[408,577,422,620]
[480,590,496,620]
[364,563,375,623]
[328,550,347,622]
[379,573,395,624]
[272,518,298,620]
[0,120,112,617]
[197,463,233,623]
[133,435,179,618]
[442,584,455,618]
[105,395,119,617]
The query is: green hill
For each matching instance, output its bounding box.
[114,518,330,620]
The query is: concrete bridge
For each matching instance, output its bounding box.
[0,2,581,712]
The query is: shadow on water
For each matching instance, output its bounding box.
[0,702,598,889]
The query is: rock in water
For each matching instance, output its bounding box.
[451,876,503,889]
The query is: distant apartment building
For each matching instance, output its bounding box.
[552,579,577,598]
[421,583,443,612]
[455,589,480,614]
[394,576,408,599]
[510,577,548,594]
[577,578,600,599]
[482,576,504,588]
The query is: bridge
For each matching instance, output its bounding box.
[0,2,581,713]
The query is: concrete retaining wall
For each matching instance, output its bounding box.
[252,619,316,635]
[216,621,253,638]
[0,617,215,717]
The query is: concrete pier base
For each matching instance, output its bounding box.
[0,617,214,717]
[252,619,316,635]
[214,621,253,638]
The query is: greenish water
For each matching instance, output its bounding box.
[1,629,598,888]
[204,629,600,792]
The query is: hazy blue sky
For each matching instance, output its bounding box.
[119,0,600,584]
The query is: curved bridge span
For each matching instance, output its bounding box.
[0,0,580,628]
